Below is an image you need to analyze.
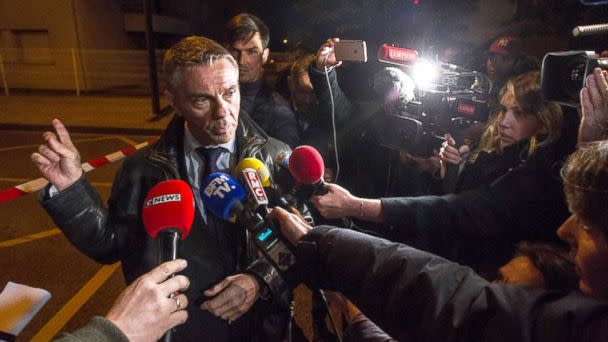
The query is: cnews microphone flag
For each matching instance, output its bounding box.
[142,180,194,239]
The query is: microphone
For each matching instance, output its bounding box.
[235,156,293,209]
[240,167,270,214]
[201,173,296,273]
[142,180,194,259]
[201,172,247,220]
[288,145,327,195]
[234,157,271,187]
[142,180,194,342]
[572,23,608,37]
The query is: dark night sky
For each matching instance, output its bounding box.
[214,0,608,54]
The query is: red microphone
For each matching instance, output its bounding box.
[288,145,328,195]
[142,180,194,342]
[142,180,194,263]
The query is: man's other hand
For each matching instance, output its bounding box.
[201,274,260,322]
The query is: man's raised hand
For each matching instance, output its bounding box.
[31,119,83,191]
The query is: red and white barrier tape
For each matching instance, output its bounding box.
[0,138,158,204]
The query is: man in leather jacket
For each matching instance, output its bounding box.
[32,36,305,341]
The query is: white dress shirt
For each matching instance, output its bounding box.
[183,126,236,223]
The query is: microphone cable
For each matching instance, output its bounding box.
[287,300,295,342]
[323,53,341,183]
[318,289,343,342]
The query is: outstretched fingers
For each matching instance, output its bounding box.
[52,119,77,150]
[31,152,52,167]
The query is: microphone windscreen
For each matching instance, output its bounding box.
[288,145,325,185]
[234,158,271,187]
[201,173,247,220]
[142,180,194,239]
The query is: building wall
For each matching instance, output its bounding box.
[0,0,141,91]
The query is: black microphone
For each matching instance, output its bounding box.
[572,23,608,37]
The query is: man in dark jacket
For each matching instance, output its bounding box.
[267,139,608,341]
[224,13,299,147]
[32,36,300,341]
[269,210,608,341]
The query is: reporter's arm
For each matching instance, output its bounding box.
[308,40,357,125]
[379,141,569,251]
[310,183,383,222]
[53,317,128,342]
[55,259,189,342]
[295,227,607,341]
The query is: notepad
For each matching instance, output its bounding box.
[0,282,51,340]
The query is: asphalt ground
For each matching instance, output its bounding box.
[0,129,322,341]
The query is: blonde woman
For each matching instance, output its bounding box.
[440,71,563,192]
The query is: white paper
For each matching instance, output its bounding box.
[0,282,51,336]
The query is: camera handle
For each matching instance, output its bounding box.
[442,120,466,194]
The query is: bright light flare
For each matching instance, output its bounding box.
[411,60,439,90]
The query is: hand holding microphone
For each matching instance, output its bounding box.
[266,207,313,246]
[310,183,360,220]
[105,259,190,342]
[278,145,328,198]
[142,180,194,342]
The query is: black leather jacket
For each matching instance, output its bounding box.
[40,113,305,341]
[297,226,608,342]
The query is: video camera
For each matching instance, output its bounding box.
[376,45,491,156]
[541,9,608,107]
[541,51,608,107]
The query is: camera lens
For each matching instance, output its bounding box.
[563,56,588,100]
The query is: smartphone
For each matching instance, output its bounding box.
[334,40,368,62]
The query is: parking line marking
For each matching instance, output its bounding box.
[0,137,118,153]
[31,263,121,342]
[116,136,139,146]
[0,229,62,248]
[0,178,113,187]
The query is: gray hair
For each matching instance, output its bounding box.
[163,36,237,90]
